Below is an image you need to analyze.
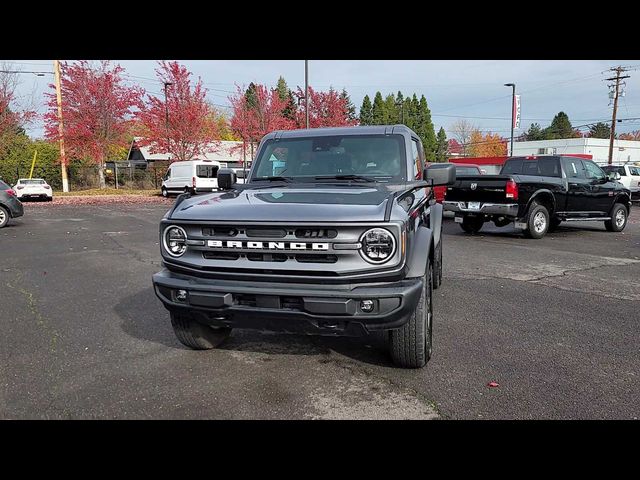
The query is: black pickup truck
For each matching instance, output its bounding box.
[443,155,632,239]
[152,125,456,368]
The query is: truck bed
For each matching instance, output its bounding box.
[445,175,512,203]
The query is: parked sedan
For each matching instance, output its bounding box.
[0,179,24,228]
[13,178,53,201]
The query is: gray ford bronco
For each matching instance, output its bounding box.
[152,125,455,368]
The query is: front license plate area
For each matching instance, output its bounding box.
[514,222,527,229]
[454,216,463,223]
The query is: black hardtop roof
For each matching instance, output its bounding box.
[263,125,418,140]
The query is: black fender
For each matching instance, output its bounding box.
[525,189,556,214]
[613,192,632,213]
[429,201,443,250]
[405,225,434,279]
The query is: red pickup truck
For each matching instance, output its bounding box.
[430,163,483,203]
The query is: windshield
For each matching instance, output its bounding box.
[456,166,480,175]
[601,166,625,176]
[251,135,406,182]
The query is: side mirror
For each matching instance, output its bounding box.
[217,168,237,190]
[424,163,456,186]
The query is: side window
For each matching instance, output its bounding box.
[583,160,605,181]
[537,157,561,177]
[164,168,171,180]
[521,160,538,176]
[410,138,422,180]
[629,166,640,176]
[562,158,585,179]
[501,159,523,174]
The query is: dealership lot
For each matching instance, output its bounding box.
[1,202,639,419]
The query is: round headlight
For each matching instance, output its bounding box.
[360,228,396,264]
[163,225,187,257]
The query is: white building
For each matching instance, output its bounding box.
[508,138,640,165]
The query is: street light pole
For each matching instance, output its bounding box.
[53,60,70,192]
[304,60,309,129]
[164,82,173,161]
[504,83,516,156]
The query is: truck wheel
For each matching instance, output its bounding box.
[170,311,232,349]
[523,201,549,239]
[161,187,168,198]
[433,237,443,289]
[605,203,628,232]
[548,217,561,232]
[389,259,433,368]
[0,206,9,228]
[460,215,483,234]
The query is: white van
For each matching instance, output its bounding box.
[161,159,220,197]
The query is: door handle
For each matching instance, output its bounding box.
[568,182,578,187]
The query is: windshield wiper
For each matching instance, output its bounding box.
[314,174,377,183]
[253,176,293,182]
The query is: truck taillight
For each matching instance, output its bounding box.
[192,176,196,188]
[505,179,518,200]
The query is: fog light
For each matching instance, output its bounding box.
[360,299,375,313]
[176,289,188,302]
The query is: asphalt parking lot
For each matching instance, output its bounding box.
[1,201,639,419]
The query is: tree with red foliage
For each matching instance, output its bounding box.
[619,130,640,141]
[229,84,295,157]
[44,61,143,188]
[137,61,217,162]
[1,66,36,152]
[294,86,358,128]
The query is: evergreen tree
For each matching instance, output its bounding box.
[415,95,437,161]
[435,127,448,162]
[244,82,258,109]
[359,95,373,125]
[589,122,611,139]
[544,111,573,139]
[276,76,288,101]
[340,88,357,123]
[383,94,397,124]
[395,91,404,124]
[372,92,385,124]
[525,123,545,141]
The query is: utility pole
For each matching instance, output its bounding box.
[164,82,173,162]
[305,60,309,129]
[53,60,69,192]
[606,67,630,165]
[504,83,516,156]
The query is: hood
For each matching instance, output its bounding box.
[169,185,393,222]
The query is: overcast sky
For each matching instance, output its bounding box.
[7,60,640,139]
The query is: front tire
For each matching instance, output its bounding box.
[460,215,484,234]
[170,311,232,349]
[605,203,628,232]
[523,201,549,239]
[161,187,168,198]
[389,259,433,368]
[0,206,9,228]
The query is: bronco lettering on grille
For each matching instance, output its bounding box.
[206,240,329,251]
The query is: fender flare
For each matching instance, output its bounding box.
[526,189,556,213]
[430,201,443,249]
[405,225,434,279]
[613,192,632,212]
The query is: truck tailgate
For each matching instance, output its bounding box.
[445,175,512,203]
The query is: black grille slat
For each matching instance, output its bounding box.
[246,253,287,262]
[202,252,240,261]
[295,228,337,239]
[245,228,287,238]
[295,254,338,264]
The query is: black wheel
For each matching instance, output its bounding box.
[389,259,433,368]
[460,215,484,234]
[161,187,168,198]
[184,186,191,194]
[170,311,232,349]
[548,217,561,232]
[523,201,549,239]
[0,206,9,228]
[433,237,443,290]
[605,203,628,232]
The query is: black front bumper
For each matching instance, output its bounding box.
[152,269,423,336]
